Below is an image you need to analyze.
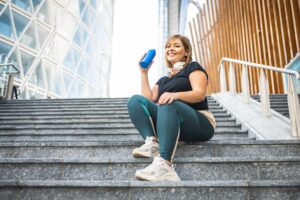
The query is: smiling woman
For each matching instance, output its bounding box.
[110,0,158,97]
[127,34,216,182]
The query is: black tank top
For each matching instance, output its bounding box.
[155,62,209,110]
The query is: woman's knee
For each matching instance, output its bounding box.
[127,94,145,108]
[158,101,183,112]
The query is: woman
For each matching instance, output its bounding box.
[127,34,216,181]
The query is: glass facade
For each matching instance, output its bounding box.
[157,0,169,77]
[0,0,115,99]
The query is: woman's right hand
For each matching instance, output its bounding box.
[139,53,153,72]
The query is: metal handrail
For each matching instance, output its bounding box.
[218,57,300,138]
[0,63,20,99]
[218,57,300,79]
[0,63,20,74]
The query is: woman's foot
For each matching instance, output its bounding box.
[132,136,159,158]
[135,155,181,181]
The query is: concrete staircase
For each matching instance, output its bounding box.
[0,97,299,199]
[251,94,300,118]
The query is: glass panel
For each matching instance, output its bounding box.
[0,41,12,56]
[81,27,89,48]
[36,23,50,48]
[89,11,96,28]
[20,50,35,76]
[7,48,21,79]
[12,10,29,38]
[63,72,73,93]
[87,65,97,86]
[0,3,4,13]
[73,26,82,47]
[0,8,15,39]
[28,61,45,88]
[57,12,76,38]
[67,0,80,17]
[63,47,81,73]
[73,26,90,48]
[32,0,43,12]
[37,1,59,26]
[79,0,86,15]
[63,50,74,71]
[68,79,84,98]
[20,22,38,50]
[53,35,68,63]
[81,8,90,27]
[47,35,68,63]
[12,0,32,13]
[90,0,97,8]
[72,48,80,66]
[43,39,55,60]
[44,60,63,95]
[77,57,89,79]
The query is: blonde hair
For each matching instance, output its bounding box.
[164,34,193,69]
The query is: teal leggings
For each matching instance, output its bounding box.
[127,95,214,161]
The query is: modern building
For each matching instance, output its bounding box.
[0,0,115,99]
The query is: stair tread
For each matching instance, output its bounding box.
[1,180,299,188]
[1,139,297,146]
[1,156,299,163]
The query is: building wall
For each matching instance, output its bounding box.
[168,0,180,35]
[188,0,300,95]
[0,0,115,99]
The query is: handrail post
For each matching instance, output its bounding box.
[287,75,300,137]
[259,70,271,116]
[220,62,227,92]
[229,62,236,94]
[241,65,250,103]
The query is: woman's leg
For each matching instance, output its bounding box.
[157,100,214,162]
[127,95,158,139]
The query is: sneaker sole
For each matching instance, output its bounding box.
[132,150,159,158]
[135,171,181,181]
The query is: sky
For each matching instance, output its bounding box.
[110,0,158,97]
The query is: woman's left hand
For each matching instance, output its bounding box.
[158,92,177,104]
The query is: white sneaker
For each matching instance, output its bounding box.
[135,156,181,181]
[132,136,159,158]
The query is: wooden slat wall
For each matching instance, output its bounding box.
[189,0,300,95]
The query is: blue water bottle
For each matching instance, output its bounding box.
[140,49,156,68]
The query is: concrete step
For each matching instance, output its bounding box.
[1,180,298,200]
[0,157,299,181]
[0,103,222,109]
[2,98,216,103]
[0,122,241,131]
[0,113,234,121]
[0,108,227,116]
[0,132,251,143]
[0,108,227,115]
[251,94,300,119]
[0,140,298,159]
[0,118,238,125]
[0,99,217,106]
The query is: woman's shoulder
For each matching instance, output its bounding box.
[185,62,206,72]
[185,62,208,78]
[186,61,205,69]
[155,76,168,85]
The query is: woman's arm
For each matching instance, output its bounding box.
[158,70,207,104]
[140,72,159,102]
[139,56,159,102]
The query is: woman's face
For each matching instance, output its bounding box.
[165,38,187,66]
